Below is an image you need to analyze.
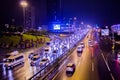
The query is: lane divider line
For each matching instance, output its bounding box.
[100,49,115,80]
[92,62,94,72]
[101,53,111,72]
[110,73,115,80]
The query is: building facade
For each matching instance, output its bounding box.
[25,6,35,30]
[47,0,62,23]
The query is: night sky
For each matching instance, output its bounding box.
[0,0,120,27]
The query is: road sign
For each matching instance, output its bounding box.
[117,31,120,35]
[101,29,109,36]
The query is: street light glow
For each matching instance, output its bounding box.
[81,21,84,24]
[20,0,28,7]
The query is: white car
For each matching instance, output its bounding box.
[88,40,93,47]
[39,57,50,66]
[80,42,85,48]
[30,54,40,66]
[77,46,83,53]
[3,53,24,69]
[88,39,92,43]
[117,53,120,63]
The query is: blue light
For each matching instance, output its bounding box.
[53,24,60,30]
[66,23,69,25]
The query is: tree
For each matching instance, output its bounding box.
[17,26,23,32]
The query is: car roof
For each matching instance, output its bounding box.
[80,42,84,43]
[78,45,82,48]
[7,53,24,59]
[67,63,74,67]
[32,55,40,58]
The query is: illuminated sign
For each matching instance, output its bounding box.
[117,31,120,35]
[101,29,109,36]
[53,24,60,30]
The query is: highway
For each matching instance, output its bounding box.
[98,31,120,80]
[52,30,117,80]
[0,29,88,80]
[0,49,41,80]
[52,31,97,80]
[0,29,120,80]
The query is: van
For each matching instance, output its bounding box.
[3,53,24,69]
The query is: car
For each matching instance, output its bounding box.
[66,63,75,76]
[77,46,83,53]
[30,54,40,66]
[80,42,85,48]
[88,40,93,47]
[89,44,93,47]
[3,53,24,69]
[28,53,34,59]
[46,41,53,46]
[39,57,50,66]
[52,50,58,55]
[117,53,120,64]
[44,46,52,54]
[29,53,40,59]
[88,39,92,43]
[3,50,20,63]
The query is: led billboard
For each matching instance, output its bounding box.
[101,29,109,36]
[53,24,60,30]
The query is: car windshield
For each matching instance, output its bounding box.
[33,54,39,56]
[31,57,39,61]
[5,59,13,63]
[41,59,47,62]
[66,67,73,71]
[45,49,49,51]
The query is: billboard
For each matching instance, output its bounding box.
[117,31,120,35]
[101,29,109,36]
[53,24,60,30]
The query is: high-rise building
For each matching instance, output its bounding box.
[25,6,35,30]
[47,0,62,23]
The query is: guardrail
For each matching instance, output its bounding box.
[28,32,88,80]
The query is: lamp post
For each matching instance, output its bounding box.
[68,18,72,50]
[20,0,28,30]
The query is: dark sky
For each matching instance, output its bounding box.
[0,0,120,27]
[62,0,120,26]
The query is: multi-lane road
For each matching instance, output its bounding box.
[0,49,41,80]
[0,29,120,80]
[52,31,120,80]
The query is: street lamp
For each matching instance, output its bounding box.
[68,18,72,50]
[20,0,28,30]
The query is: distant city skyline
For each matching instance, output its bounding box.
[0,0,120,27]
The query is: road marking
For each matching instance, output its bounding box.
[101,53,111,72]
[100,50,115,80]
[92,62,94,71]
[110,73,115,80]
[52,64,66,80]
[77,62,81,67]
